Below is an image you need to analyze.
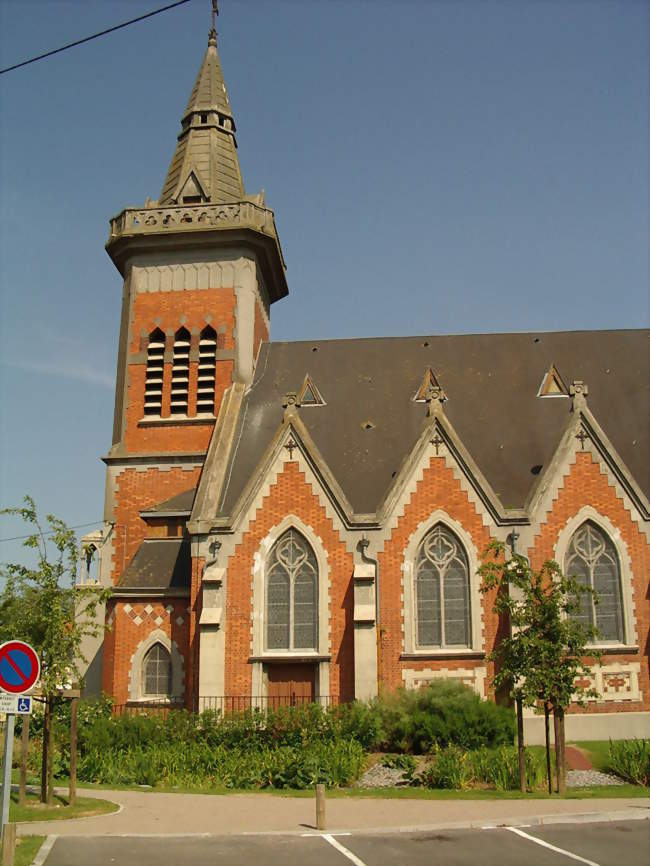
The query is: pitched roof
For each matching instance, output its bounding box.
[218,329,649,516]
[144,489,196,515]
[159,30,244,205]
[119,539,191,591]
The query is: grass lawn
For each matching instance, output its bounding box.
[0,835,46,866]
[10,790,119,823]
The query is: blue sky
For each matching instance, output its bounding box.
[0,0,647,569]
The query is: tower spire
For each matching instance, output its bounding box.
[159,7,244,206]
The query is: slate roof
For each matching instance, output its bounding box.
[119,539,191,591]
[145,489,196,515]
[219,329,649,515]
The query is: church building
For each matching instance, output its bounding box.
[86,23,649,741]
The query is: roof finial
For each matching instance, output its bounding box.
[209,0,218,45]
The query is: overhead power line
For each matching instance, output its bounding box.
[0,521,104,544]
[0,0,193,76]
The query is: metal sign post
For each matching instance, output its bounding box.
[0,641,39,839]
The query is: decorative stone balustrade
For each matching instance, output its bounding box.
[108,200,279,243]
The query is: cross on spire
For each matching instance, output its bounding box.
[212,0,219,30]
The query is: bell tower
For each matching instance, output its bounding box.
[101,22,288,589]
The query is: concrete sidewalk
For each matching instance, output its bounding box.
[16,787,650,838]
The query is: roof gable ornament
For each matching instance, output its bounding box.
[570,379,589,412]
[414,367,447,404]
[537,363,569,398]
[175,169,210,205]
[298,375,326,406]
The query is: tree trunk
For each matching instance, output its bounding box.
[40,697,49,804]
[19,715,30,807]
[558,706,567,794]
[46,696,54,806]
[516,694,526,792]
[553,704,566,794]
[69,697,78,806]
[544,702,552,796]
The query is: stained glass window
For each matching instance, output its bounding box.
[415,525,471,648]
[266,529,318,650]
[565,521,624,643]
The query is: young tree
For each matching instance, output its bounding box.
[0,496,111,803]
[479,541,600,794]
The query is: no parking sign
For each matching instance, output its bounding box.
[0,640,40,694]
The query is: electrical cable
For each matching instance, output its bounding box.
[0,0,193,75]
[0,521,104,544]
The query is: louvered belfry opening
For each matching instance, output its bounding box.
[170,327,191,415]
[144,328,166,416]
[197,325,217,414]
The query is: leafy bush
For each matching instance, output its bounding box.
[371,681,515,753]
[420,745,545,791]
[380,753,417,778]
[609,739,650,787]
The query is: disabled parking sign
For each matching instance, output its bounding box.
[0,640,40,694]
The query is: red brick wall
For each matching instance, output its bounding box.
[377,455,500,695]
[111,466,201,584]
[223,461,355,700]
[528,451,650,714]
[102,598,190,705]
[123,288,236,453]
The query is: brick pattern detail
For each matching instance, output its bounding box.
[111,467,201,584]
[253,298,269,361]
[223,461,355,699]
[102,598,190,705]
[124,288,236,453]
[378,455,501,695]
[528,451,650,714]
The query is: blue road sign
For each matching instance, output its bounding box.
[17,696,32,714]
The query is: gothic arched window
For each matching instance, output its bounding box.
[266,529,318,651]
[142,643,172,697]
[565,521,624,643]
[415,524,471,648]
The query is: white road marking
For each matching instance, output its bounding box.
[506,826,601,866]
[31,834,58,866]
[322,833,368,866]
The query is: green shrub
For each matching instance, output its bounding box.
[609,739,650,786]
[420,744,545,791]
[371,681,514,753]
[380,753,417,777]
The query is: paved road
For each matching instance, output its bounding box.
[41,820,649,866]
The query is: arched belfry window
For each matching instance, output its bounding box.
[170,327,191,415]
[144,328,165,416]
[142,643,171,697]
[415,524,471,648]
[266,529,318,651]
[196,326,217,414]
[565,521,624,643]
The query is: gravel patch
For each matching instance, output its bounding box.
[355,764,412,788]
[567,769,625,787]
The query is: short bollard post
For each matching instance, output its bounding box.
[315,784,326,831]
[1,823,16,866]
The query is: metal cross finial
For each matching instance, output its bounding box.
[212,0,219,29]
[430,433,444,455]
[285,436,298,459]
[575,429,589,450]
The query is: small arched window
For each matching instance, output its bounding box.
[415,524,471,648]
[565,521,624,643]
[144,328,165,416]
[266,529,318,651]
[142,643,171,697]
[196,326,217,414]
[170,327,191,415]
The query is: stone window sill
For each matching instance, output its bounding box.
[138,414,216,427]
[587,645,638,655]
[401,650,485,661]
[249,654,332,664]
